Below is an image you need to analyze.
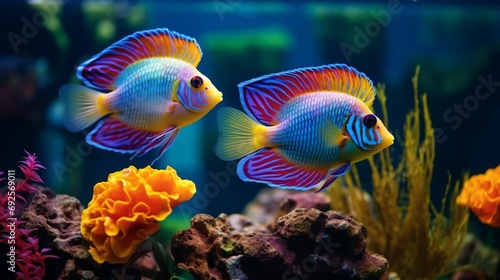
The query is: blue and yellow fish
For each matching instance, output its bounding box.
[59,28,223,163]
[216,64,394,191]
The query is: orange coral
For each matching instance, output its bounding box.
[80,165,196,264]
[457,165,500,227]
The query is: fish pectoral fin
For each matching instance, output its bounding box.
[166,101,180,114]
[325,120,347,148]
[237,148,328,190]
[338,136,349,148]
[315,163,351,193]
[333,128,349,148]
[87,118,178,163]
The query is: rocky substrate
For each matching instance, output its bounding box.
[0,185,147,279]
[2,185,390,280]
[171,207,388,280]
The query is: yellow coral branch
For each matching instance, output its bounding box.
[81,165,196,264]
[330,66,469,279]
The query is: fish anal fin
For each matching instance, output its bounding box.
[237,148,327,190]
[315,163,352,192]
[87,118,178,164]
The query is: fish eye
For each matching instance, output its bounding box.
[363,114,377,128]
[190,76,203,89]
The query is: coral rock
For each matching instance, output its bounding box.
[243,189,299,224]
[227,214,269,234]
[243,188,330,225]
[15,186,93,279]
[172,208,388,280]
[278,192,331,215]
[22,186,89,260]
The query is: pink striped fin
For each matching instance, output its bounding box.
[237,148,327,190]
[238,64,375,125]
[77,28,202,90]
[86,118,178,163]
[315,163,351,192]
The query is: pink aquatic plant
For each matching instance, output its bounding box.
[0,150,57,280]
[0,171,8,222]
[17,149,44,194]
[15,228,58,279]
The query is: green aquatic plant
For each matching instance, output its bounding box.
[330,67,470,279]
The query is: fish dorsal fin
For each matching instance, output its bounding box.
[77,28,202,90]
[239,64,376,125]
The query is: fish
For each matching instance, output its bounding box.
[59,28,223,163]
[215,64,394,191]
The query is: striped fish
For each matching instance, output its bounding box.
[215,64,394,191]
[59,28,223,163]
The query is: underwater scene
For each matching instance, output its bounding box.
[1,0,500,279]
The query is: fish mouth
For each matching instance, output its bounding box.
[380,134,395,148]
[210,91,223,103]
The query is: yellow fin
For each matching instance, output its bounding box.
[215,107,267,161]
[321,64,376,107]
[324,119,348,148]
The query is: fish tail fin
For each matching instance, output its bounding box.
[59,84,109,132]
[216,107,268,161]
